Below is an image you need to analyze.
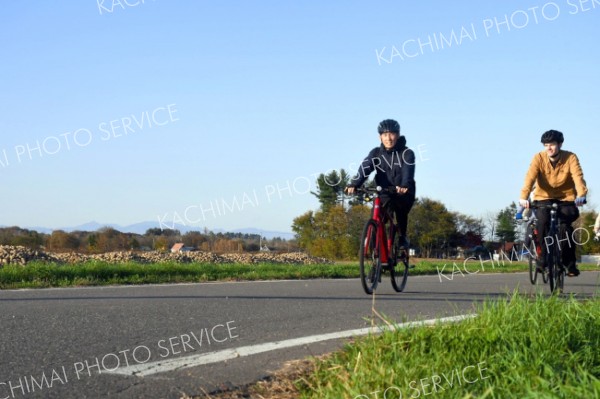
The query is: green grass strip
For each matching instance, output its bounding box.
[0,261,361,289]
[298,294,600,398]
[0,260,598,289]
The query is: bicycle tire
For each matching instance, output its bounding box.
[528,239,538,285]
[555,264,565,294]
[359,219,381,295]
[542,264,549,284]
[547,242,556,293]
[548,241,563,294]
[390,228,408,292]
[555,226,566,294]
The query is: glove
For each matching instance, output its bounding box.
[519,199,529,208]
[515,206,524,220]
[575,196,586,206]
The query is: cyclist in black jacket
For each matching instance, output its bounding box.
[346,119,416,247]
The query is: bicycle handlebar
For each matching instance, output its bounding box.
[354,186,397,194]
[529,200,580,209]
[347,186,405,196]
[515,200,583,220]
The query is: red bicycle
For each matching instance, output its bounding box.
[356,186,410,295]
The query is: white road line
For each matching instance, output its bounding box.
[107,313,476,377]
[0,278,353,292]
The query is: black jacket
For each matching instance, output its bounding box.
[350,139,416,195]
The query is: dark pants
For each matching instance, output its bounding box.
[381,194,415,238]
[535,202,579,267]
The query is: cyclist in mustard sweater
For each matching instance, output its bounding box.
[519,130,588,276]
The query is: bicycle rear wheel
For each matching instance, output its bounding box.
[527,240,538,285]
[360,219,381,295]
[390,229,408,292]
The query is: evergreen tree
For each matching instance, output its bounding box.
[495,203,518,243]
[311,169,350,211]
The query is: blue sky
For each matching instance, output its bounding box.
[1,1,598,234]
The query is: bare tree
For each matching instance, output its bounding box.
[483,211,498,242]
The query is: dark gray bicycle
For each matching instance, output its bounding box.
[530,201,578,294]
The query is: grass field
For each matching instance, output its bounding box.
[297,294,600,398]
[0,258,598,289]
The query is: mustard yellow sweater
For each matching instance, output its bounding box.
[520,150,587,201]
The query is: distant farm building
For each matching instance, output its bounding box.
[171,243,194,253]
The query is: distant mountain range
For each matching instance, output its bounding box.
[14,221,295,240]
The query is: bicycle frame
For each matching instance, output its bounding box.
[534,203,564,255]
[364,190,396,265]
[356,186,411,294]
[530,200,576,293]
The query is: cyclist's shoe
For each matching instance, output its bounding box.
[397,250,407,261]
[398,236,409,249]
[535,258,544,273]
[567,263,580,277]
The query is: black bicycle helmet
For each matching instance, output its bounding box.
[540,130,564,144]
[377,119,400,134]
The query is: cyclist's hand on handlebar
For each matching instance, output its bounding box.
[575,196,586,206]
[345,186,356,195]
[519,199,530,209]
[515,206,525,220]
[396,186,408,194]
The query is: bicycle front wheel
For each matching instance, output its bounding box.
[359,219,381,295]
[554,227,566,294]
[390,231,409,292]
[542,263,549,284]
[548,243,562,294]
[555,264,565,294]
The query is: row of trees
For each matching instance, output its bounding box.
[292,169,600,260]
[292,199,486,260]
[0,226,297,253]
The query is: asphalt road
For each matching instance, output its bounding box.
[1,271,599,399]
